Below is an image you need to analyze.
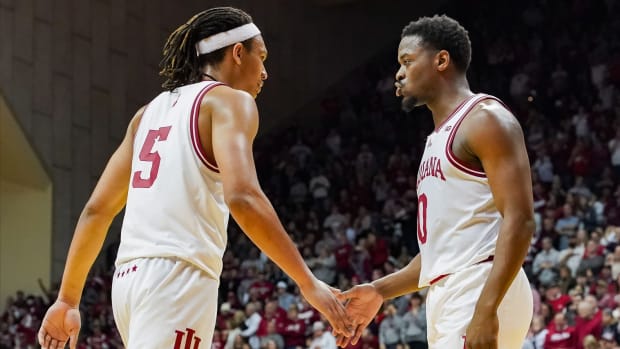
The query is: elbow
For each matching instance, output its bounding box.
[504,212,535,240]
[82,202,113,221]
[225,189,263,214]
[522,215,536,238]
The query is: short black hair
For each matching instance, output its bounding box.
[401,15,471,72]
[160,7,255,90]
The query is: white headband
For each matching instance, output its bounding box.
[195,23,261,56]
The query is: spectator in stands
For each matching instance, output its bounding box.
[257,300,286,338]
[282,306,306,349]
[546,283,573,314]
[240,302,263,349]
[575,299,603,349]
[579,240,606,276]
[308,321,337,349]
[524,315,548,349]
[275,282,296,313]
[545,312,577,349]
[378,304,402,349]
[600,308,619,347]
[534,236,561,286]
[557,204,582,249]
[399,294,427,349]
[224,311,247,349]
[560,229,588,277]
[260,321,285,349]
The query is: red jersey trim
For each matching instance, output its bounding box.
[190,82,225,173]
[433,94,479,133]
[429,255,494,286]
[444,94,500,178]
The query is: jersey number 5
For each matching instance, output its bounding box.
[417,193,428,244]
[132,126,172,188]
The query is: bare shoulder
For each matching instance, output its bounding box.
[200,84,257,119]
[462,98,524,148]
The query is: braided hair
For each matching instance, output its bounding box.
[160,7,254,90]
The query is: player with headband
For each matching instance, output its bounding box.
[37,7,352,349]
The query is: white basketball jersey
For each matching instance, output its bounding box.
[116,81,229,280]
[416,93,505,287]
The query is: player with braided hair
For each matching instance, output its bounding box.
[38,7,352,349]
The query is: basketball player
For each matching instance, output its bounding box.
[336,15,534,349]
[37,7,351,349]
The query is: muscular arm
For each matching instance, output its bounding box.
[464,103,535,314]
[372,253,423,299]
[207,87,349,334]
[208,88,314,287]
[58,107,145,307]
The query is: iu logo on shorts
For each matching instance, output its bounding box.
[174,328,202,349]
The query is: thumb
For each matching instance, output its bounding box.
[328,286,341,296]
[337,286,359,301]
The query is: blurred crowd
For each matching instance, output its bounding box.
[2,0,620,348]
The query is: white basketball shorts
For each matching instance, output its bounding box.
[111,257,219,348]
[425,262,532,349]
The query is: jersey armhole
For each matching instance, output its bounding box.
[444,95,494,178]
[190,82,225,173]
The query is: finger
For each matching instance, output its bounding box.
[334,333,342,347]
[45,334,52,349]
[336,333,349,348]
[335,333,344,347]
[50,338,59,349]
[350,323,365,345]
[341,333,352,347]
[327,307,350,336]
[57,341,67,349]
[333,298,354,336]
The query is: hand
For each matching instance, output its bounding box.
[299,278,352,337]
[335,283,384,347]
[38,300,81,349]
[465,307,499,349]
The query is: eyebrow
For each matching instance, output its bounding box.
[398,52,411,61]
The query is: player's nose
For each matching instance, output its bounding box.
[261,68,268,81]
[395,66,405,82]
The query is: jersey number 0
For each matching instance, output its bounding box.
[132,126,172,188]
[417,193,428,244]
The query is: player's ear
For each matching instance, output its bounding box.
[232,42,244,65]
[436,50,450,72]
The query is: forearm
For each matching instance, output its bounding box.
[58,208,114,307]
[229,191,314,288]
[475,217,534,312]
[371,254,422,300]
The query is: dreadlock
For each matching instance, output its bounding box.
[160,7,254,90]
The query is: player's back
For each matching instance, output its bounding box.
[116,81,228,280]
[416,93,506,287]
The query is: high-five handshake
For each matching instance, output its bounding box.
[323,253,423,347]
[38,7,534,349]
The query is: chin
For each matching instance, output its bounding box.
[401,95,419,112]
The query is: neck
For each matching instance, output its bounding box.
[202,66,233,85]
[425,75,473,129]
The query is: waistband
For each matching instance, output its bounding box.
[429,255,495,286]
